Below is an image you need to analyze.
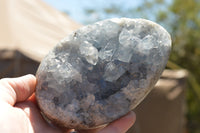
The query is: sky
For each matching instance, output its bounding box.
[42,0,141,24]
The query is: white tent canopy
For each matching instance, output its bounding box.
[0,0,81,62]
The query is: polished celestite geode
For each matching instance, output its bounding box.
[36,18,171,129]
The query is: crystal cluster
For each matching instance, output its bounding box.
[36,18,171,129]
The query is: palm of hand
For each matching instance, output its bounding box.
[0,75,135,133]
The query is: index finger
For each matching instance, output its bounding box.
[0,74,36,105]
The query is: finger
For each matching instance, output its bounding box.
[76,125,106,133]
[0,74,36,105]
[28,93,37,104]
[15,101,64,133]
[98,111,136,133]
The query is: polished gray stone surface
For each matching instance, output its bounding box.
[36,18,171,129]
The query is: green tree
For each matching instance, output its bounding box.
[169,0,200,132]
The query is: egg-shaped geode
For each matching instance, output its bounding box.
[36,18,171,129]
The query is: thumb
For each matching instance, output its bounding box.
[0,74,36,105]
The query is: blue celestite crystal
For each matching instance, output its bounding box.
[36,18,171,129]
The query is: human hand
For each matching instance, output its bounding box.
[0,75,136,133]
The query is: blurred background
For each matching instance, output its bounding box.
[0,0,200,133]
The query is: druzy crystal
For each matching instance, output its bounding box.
[36,18,171,129]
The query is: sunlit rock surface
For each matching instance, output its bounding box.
[36,18,171,129]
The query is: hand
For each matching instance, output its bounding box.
[0,75,136,133]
